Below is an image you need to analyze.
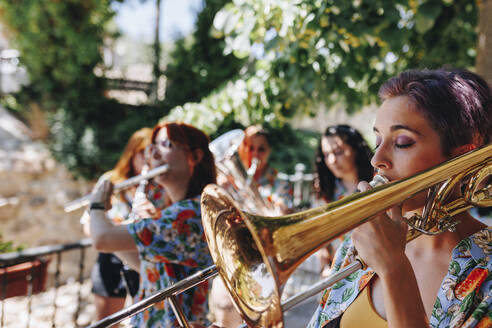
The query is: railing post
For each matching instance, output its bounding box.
[51,252,62,328]
[293,163,306,207]
[73,247,86,327]
[0,238,92,328]
[26,263,34,328]
[1,266,6,328]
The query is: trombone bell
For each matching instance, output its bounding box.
[201,184,282,326]
[201,144,492,327]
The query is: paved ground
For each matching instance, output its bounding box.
[1,277,322,328]
[1,279,131,328]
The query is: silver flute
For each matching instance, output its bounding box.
[64,164,169,213]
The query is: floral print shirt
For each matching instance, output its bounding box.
[257,166,293,210]
[310,179,349,208]
[108,181,168,224]
[308,227,492,328]
[127,196,213,328]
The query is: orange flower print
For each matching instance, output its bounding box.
[137,227,153,246]
[191,284,208,315]
[154,300,165,310]
[153,191,162,200]
[177,209,197,221]
[143,309,149,323]
[183,258,198,267]
[164,264,176,278]
[319,288,331,309]
[146,266,160,283]
[173,209,196,235]
[154,255,170,264]
[341,256,352,269]
[358,272,373,291]
[476,315,492,328]
[173,220,190,235]
[454,268,488,300]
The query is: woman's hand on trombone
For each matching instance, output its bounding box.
[351,180,408,275]
[350,180,427,327]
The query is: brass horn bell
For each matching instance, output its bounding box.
[201,144,492,327]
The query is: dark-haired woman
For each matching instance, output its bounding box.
[89,122,217,328]
[308,69,492,328]
[311,125,374,276]
[313,124,374,206]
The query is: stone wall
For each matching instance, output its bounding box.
[0,106,97,283]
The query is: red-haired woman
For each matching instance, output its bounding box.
[236,125,292,214]
[82,127,167,326]
[89,122,217,327]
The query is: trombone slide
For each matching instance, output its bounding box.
[201,144,492,327]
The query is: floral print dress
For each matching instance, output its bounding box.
[257,166,293,209]
[307,227,492,328]
[127,196,213,328]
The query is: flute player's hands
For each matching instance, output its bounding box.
[90,179,113,211]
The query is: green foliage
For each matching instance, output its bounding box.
[0,233,25,253]
[0,0,163,179]
[49,99,162,178]
[0,0,248,179]
[165,0,478,130]
[266,124,319,174]
[161,0,244,110]
[0,1,115,110]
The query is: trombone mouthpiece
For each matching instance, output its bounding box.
[369,174,389,188]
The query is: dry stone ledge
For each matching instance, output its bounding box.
[0,105,96,284]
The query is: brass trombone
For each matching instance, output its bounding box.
[200,144,492,327]
[210,129,274,215]
[84,145,491,328]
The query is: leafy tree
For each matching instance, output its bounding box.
[0,1,164,179]
[0,0,246,178]
[161,0,244,110]
[166,0,478,129]
[0,1,114,110]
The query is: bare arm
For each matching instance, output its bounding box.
[114,250,140,272]
[380,257,428,327]
[89,208,138,252]
[89,180,137,253]
[351,181,428,327]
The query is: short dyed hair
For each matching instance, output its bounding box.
[151,122,217,198]
[378,69,492,156]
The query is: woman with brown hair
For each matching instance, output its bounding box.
[89,122,217,328]
[308,69,492,328]
[237,125,292,214]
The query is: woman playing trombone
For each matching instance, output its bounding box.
[237,125,292,214]
[308,69,492,328]
[89,122,217,328]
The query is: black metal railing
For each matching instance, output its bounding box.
[0,238,93,328]
[278,164,315,208]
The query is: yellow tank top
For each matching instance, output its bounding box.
[340,284,388,328]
